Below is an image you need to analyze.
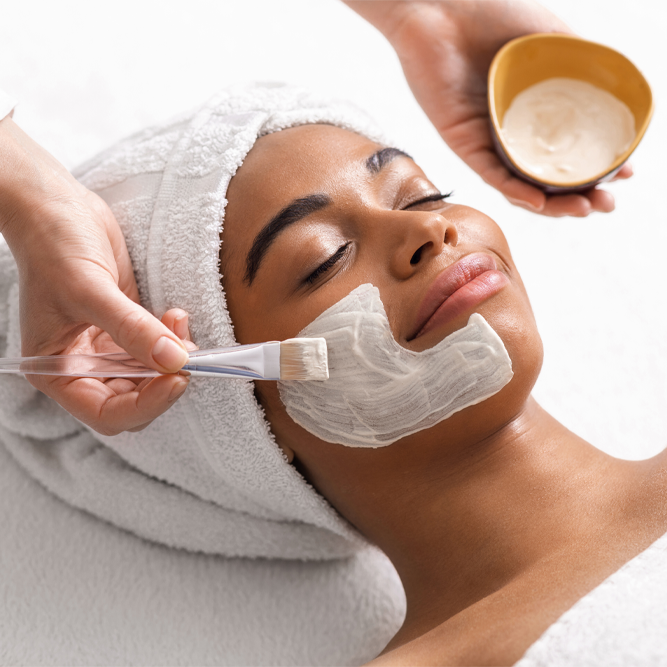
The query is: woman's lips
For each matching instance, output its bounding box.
[411,253,509,340]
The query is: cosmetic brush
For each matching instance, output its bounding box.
[0,339,329,381]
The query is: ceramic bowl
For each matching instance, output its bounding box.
[488,33,653,194]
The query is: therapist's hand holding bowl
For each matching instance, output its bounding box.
[349,0,634,217]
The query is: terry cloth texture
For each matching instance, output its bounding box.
[0,83,389,560]
[0,85,407,664]
[515,529,667,666]
[0,437,405,666]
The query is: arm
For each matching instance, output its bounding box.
[0,114,191,434]
[345,0,633,217]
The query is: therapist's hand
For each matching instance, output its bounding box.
[29,308,196,436]
[346,0,633,217]
[0,115,191,434]
[26,308,197,435]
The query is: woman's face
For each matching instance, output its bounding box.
[221,124,542,521]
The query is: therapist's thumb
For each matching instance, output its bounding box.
[91,288,189,373]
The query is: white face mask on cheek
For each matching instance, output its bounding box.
[278,284,513,448]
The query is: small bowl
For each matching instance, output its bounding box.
[488,33,653,194]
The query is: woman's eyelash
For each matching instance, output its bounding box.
[404,191,453,209]
[305,242,351,285]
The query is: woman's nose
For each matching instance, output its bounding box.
[385,210,458,280]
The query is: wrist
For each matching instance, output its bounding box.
[343,0,442,45]
[345,1,449,53]
[0,117,70,251]
[0,117,32,245]
[346,1,458,86]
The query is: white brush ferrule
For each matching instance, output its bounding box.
[263,341,281,380]
[183,342,281,379]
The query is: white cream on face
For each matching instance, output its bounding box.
[501,77,635,184]
[278,284,513,448]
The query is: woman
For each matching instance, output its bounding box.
[0,85,662,666]
[218,120,667,666]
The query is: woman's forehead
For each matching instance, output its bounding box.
[224,125,381,241]
[235,125,380,188]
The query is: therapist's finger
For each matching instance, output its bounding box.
[611,163,633,181]
[585,188,615,213]
[79,282,189,374]
[470,148,547,213]
[160,309,196,345]
[33,373,189,436]
[540,194,593,218]
[103,378,142,395]
[479,147,628,218]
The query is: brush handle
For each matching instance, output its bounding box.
[0,343,277,379]
[0,351,159,378]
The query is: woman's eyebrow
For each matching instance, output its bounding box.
[243,147,411,285]
[366,147,412,174]
[245,193,331,285]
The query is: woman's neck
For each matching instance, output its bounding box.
[344,397,636,645]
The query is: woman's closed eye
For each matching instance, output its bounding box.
[404,191,452,210]
[303,192,452,287]
[305,242,351,285]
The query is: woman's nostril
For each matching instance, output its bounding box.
[411,245,425,265]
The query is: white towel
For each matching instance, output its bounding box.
[0,83,407,665]
[0,439,405,666]
[0,83,390,559]
[515,530,667,666]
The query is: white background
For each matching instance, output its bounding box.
[2,0,666,460]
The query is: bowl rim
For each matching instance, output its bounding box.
[487,32,654,190]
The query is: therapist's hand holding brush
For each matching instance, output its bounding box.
[0,115,192,435]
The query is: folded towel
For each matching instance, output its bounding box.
[0,438,405,666]
[0,83,390,560]
[0,85,407,665]
[515,530,667,667]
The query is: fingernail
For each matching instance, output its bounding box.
[174,314,189,340]
[520,200,542,213]
[152,336,188,371]
[507,196,544,213]
[168,379,189,402]
[524,202,542,213]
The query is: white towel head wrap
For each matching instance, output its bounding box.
[0,84,389,559]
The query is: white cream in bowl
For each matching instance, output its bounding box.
[501,77,635,184]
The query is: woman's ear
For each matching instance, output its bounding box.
[277,440,295,464]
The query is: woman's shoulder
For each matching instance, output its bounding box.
[514,527,667,667]
[366,491,667,667]
[628,451,667,516]
[364,566,595,666]
[368,532,667,667]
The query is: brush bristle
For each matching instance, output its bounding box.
[279,338,329,381]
